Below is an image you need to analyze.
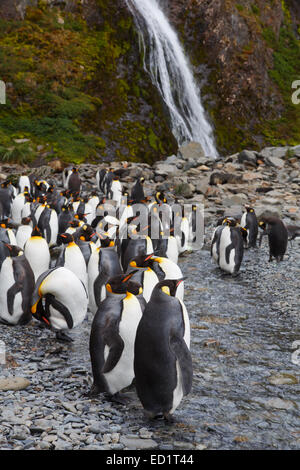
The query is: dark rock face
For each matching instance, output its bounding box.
[0,0,177,165]
[162,0,300,155]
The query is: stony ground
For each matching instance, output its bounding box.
[0,142,299,450]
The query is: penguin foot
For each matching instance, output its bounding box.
[55,331,74,342]
[109,392,132,405]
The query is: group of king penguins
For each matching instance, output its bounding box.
[0,166,298,419]
[210,204,300,275]
[0,166,197,420]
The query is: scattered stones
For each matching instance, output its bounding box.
[0,377,30,391]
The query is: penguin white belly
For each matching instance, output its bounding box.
[48,211,59,247]
[178,298,190,348]
[64,245,87,290]
[240,213,249,244]
[34,205,45,224]
[0,259,22,324]
[170,360,184,414]
[7,229,17,245]
[11,196,25,224]
[166,236,179,264]
[170,300,190,414]
[104,295,142,395]
[42,268,88,329]
[145,236,153,255]
[24,238,50,281]
[240,213,247,228]
[219,227,235,274]
[16,226,33,249]
[48,304,70,331]
[18,176,30,194]
[87,251,99,314]
[21,202,31,218]
[142,269,159,302]
[159,259,184,300]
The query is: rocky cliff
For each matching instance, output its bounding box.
[0,0,299,164]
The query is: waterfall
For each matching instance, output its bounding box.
[125,0,218,157]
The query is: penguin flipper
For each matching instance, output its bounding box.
[102,331,124,374]
[45,293,74,329]
[170,335,193,396]
[7,283,22,316]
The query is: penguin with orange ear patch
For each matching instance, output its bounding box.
[89,272,144,403]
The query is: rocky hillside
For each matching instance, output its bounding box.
[0,0,299,165]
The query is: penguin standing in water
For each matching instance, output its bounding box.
[240,205,258,248]
[89,273,144,402]
[24,226,50,281]
[31,267,88,341]
[218,220,247,275]
[55,233,88,290]
[258,217,288,262]
[0,244,35,325]
[210,217,235,265]
[134,279,192,420]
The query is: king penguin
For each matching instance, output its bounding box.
[87,243,122,315]
[31,266,88,341]
[0,244,35,325]
[89,273,144,402]
[55,233,88,290]
[258,216,288,262]
[24,226,50,281]
[240,205,258,248]
[134,279,192,420]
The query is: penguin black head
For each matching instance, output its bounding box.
[5,244,23,257]
[72,167,78,173]
[223,217,238,227]
[21,216,32,225]
[240,226,248,241]
[127,280,143,296]
[31,226,43,237]
[156,279,184,297]
[58,233,74,245]
[78,224,97,242]
[99,236,115,248]
[245,205,255,213]
[155,191,167,204]
[68,220,81,228]
[129,253,153,269]
[258,220,266,231]
[106,272,139,295]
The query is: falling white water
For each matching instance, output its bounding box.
[125,0,218,157]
